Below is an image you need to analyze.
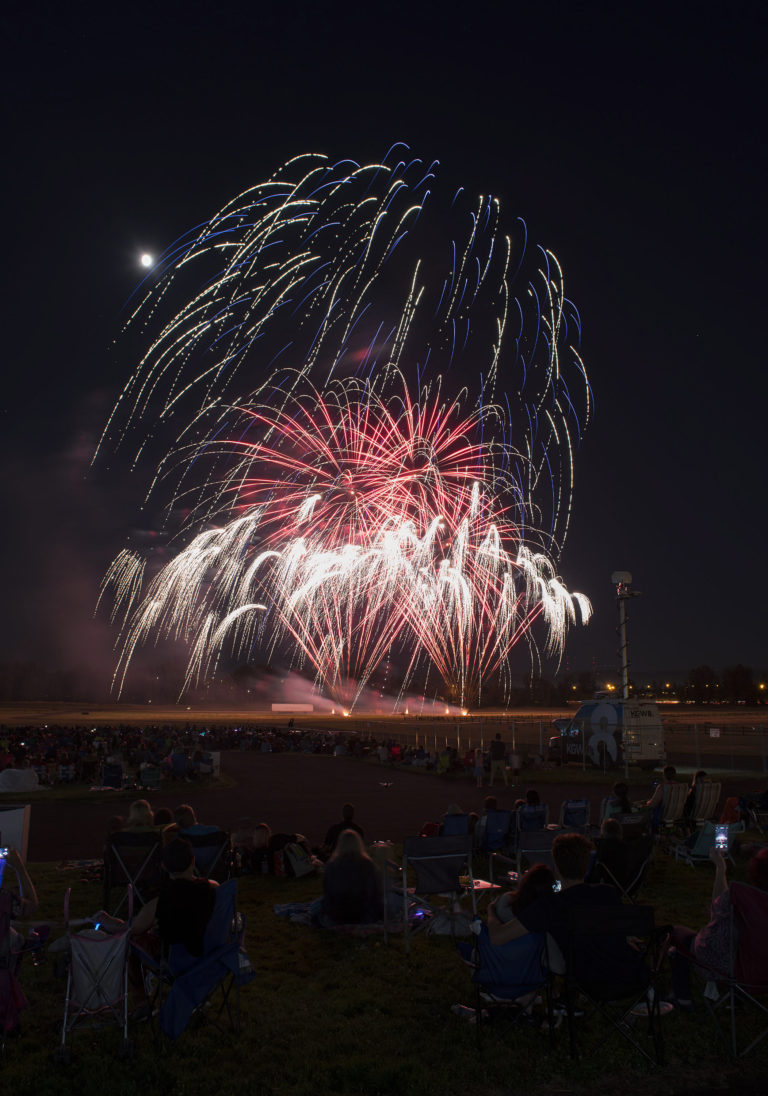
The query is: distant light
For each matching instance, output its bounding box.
[140,253,154,268]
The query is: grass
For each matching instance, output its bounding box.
[4,837,768,1096]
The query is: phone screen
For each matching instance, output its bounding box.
[715,825,729,851]
[552,879,562,892]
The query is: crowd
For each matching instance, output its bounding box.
[4,744,768,1044]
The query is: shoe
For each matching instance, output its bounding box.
[660,996,695,1013]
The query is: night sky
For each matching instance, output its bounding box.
[2,2,766,692]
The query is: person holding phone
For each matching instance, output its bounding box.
[667,846,768,1009]
[0,848,40,974]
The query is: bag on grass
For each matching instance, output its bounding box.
[285,842,315,878]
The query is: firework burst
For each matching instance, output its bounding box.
[97,148,592,706]
[103,376,590,706]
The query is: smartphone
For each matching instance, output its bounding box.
[715,825,729,852]
[0,847,9,858]
[552,879,562,892]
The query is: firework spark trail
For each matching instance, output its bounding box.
[97,149,593,705]
[102,379,591,706]
[95,148,590,556]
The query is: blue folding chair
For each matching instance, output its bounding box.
[457,925,554,1047]
[135,880,254,1041]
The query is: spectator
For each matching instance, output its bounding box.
[317,830,383,926]
[124,799,156,832]
[1,847,39,974]
[473,747,485,788]
[667,847,768,1009]
[321,803,364,859]
[488,734,508,787]
[646,765,677,811]
[682,770,708,827]
[174,804,220,836]
[487,833,646,988]
[604,781,634,817]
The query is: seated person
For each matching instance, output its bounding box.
[682,770,708,827]
[316,829,383,926]
[1,847,40,973]
[123,798,156,832]
[97,838,219,956]
[646,765,677,811]
[488,833,647,990]
[667,847,768,1009]
[468,865,562,997]
[173,803,220,836]
[321,803,364,859]
[604,781,634,818]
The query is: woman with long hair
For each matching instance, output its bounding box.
[321,829,383,925]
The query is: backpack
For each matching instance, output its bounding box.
[284,842,315,878]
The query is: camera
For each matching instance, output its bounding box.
[715,825,729,852]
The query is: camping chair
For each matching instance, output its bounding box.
[55,886,133,1063]
[100,762,123,789]
[562,903,664,1065]
[401,835,476,955]
[134,879,254,1041]
[515,830,557,875]
[102,831,163,916]
[457,925,554,1048]
[657,783,688,836]
[671,821,743,868]
[169,751,188,780]
[558,799,590,833]
[688,782,722,828]
[589,835,654,901]
[138,765,162,791]
[441,813,471,837]
[599,798,650,837]
[701,882,768,1058]
[185,830,232,883]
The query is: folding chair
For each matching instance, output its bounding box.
[101,762,123,789]
[688,781,722,827]
[138,765,162,791]
[590,835,654,901]
[401,835,476,955]
[457,925,554,1048]
[134,879,254,1041]
[102,831,163,916]
[701,881,768,1058]
[514,805,550,873]
[558,799,590,833]
[185,830,232,883]
[658,783,688,836]
[671,821,743,868]
[441,813,471,837]
[562,903,664,1065]
[56,886,133,1063]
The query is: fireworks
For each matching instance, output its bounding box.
[98,148,592,707]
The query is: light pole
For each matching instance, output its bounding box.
[611,571,641,701]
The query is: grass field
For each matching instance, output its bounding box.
[4,836,767,1096]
